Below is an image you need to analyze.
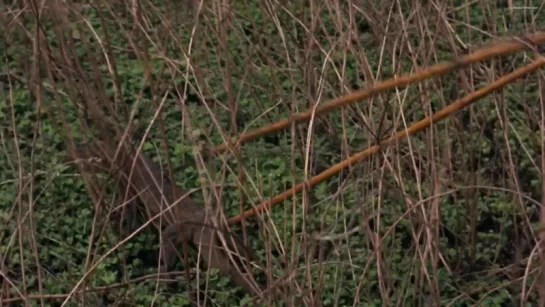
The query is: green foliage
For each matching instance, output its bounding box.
[1,0,544,305]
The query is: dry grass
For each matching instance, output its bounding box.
[1,0,545,306]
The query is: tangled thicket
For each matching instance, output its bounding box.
[1,1,545,306]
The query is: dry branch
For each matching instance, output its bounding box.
[228,55,545,225]
[215,32,545,154]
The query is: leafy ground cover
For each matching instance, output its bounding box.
[1,0,544,306]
